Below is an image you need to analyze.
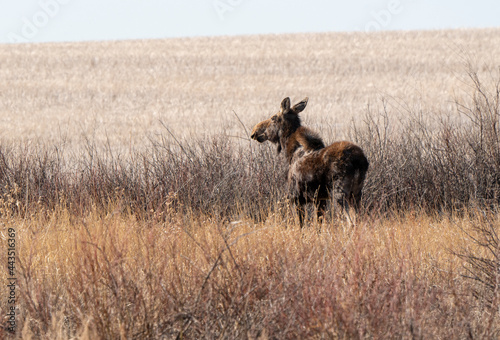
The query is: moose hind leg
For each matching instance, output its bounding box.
[351,169,367,215]
[293,196,306,228]
[296,205,305,227]
[352,190,362,214]
[334,178,354,225]
[316,199,327,224]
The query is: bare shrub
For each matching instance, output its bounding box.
[351,67,500,213]
[0,136,287,221]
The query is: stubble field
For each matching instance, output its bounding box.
[0,28,499,339]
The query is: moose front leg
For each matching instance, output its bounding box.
[296,205,305,227]
[293,196,306,228]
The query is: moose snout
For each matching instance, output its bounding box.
[251,133,265,143]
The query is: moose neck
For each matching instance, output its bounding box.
[279,114,303,163]
[280,134,300,163]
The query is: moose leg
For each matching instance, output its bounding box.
[316,199,327,223]
[337,196,350,220]
[350,170,366,216]
[297,205,305,227]
[352,191,362,214]
[293,196,306,228]
[334,179,354,225]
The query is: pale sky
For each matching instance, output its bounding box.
[1,0,499,43]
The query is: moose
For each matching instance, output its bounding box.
[251,97,369,226]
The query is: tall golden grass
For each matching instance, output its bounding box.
[3,206,498,338]
[0,29,499,338]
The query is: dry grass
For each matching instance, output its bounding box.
[0,29,499,338]
[2,207,497,339]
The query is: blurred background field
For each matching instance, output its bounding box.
[1,28,499,150]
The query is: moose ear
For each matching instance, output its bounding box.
[281,97,291,112]
[292,97,308,113]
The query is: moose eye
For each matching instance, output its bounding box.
[271,115,277,122]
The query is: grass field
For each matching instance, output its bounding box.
[1,28,500,338]
[1,28,500,149]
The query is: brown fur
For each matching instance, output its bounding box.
[251,97,369,226]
